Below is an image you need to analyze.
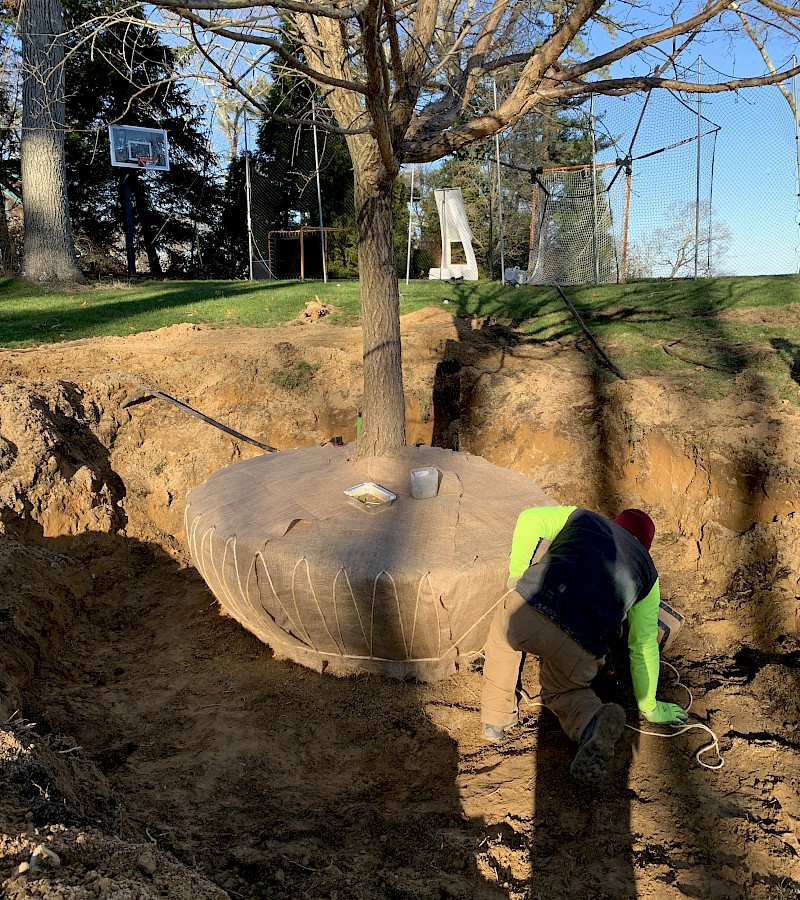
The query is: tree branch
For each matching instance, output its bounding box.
[160,0,366,19]
[172,6,367,93]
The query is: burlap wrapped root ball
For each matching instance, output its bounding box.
[185,444,553,681]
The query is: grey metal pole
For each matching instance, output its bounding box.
[312,97,328,283]
[695,57,702,279]
[244,110,253,281]
[493,80,506,282]
[440,190,448,279]
[405,165,415,285]
[794,56,799,274]
[590,94,600,285]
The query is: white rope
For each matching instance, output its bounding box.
[627,721,724,770]
[516,661,724,771]
[624,660,724,770]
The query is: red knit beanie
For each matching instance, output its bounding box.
[613,508,655,550]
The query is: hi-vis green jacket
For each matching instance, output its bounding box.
[508,505,661,714]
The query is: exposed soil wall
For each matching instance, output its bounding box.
[0,307,798,899]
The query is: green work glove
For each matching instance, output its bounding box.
[642,701,689,726]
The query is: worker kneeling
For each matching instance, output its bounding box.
[481,506,688,784]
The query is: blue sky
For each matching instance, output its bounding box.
[591,22,799,276]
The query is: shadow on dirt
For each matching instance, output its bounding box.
[425,294,800,899]
[4,311,800,898]
[3,523,508,898]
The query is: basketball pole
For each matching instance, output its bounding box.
[244,109,254,281]
[122,175,136,278]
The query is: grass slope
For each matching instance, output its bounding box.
[1,274,799,400]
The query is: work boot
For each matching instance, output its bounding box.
[481,714,519,743]
[569,703,626,784]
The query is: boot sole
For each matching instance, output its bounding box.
[569,704,626,784]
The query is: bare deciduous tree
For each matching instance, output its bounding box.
[129,0,799,456]
[630,201,732,279]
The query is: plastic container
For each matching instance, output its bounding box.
[410,467,438,500]
[657,600,685,653]
[344,482,397,512]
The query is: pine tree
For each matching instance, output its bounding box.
[63,0,219,275]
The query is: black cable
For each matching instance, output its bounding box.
[121,384,278,452]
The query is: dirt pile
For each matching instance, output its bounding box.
[0,306,798,899]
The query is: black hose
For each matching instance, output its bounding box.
[121,385,278,453]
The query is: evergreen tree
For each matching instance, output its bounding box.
[202,153,249,279]
[63,0,219,275]
[248,63,359,279]
[0,60,20,272]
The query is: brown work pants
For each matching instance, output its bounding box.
[481,591,605,743]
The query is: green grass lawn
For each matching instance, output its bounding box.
[2,273,799,400]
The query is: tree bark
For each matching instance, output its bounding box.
[352,153,406,458]
[19,0,84,282]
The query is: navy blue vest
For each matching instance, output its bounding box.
[514,508,658,657]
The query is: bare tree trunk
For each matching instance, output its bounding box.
[352,158,406,458]
[19,0,84,282]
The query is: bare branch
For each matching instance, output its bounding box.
[160,0,367,19]
[171,6,367,93]
[564,0,735,80]
[732,2,796,114]
[756,0,800,20]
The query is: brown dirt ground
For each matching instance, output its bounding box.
[0,304,799,900]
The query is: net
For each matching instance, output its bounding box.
[526,162,630,285]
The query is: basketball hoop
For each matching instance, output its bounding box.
[109,126,170,172]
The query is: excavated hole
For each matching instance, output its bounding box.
[2,320,800,899]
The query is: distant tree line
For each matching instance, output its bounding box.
[0,0,611,282]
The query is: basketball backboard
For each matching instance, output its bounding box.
[108,124,170,171]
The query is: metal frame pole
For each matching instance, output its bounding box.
[794,56,799,274]
[312,96,328,283]
[440,190,448,279]
[244,110,254,281]
[405,165,415,285]
[622,166,632,282]
[695,56,702,278]
[493,80,506,282]
[590,94,600,284]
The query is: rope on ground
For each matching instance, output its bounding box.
[624,661,724,770]
[513,660,724,771]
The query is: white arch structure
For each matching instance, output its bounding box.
[428,187,479,281]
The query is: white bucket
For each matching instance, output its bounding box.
[410,467,439,500]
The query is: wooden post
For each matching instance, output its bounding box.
[621,169,632,283]
[300,228,305,280]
